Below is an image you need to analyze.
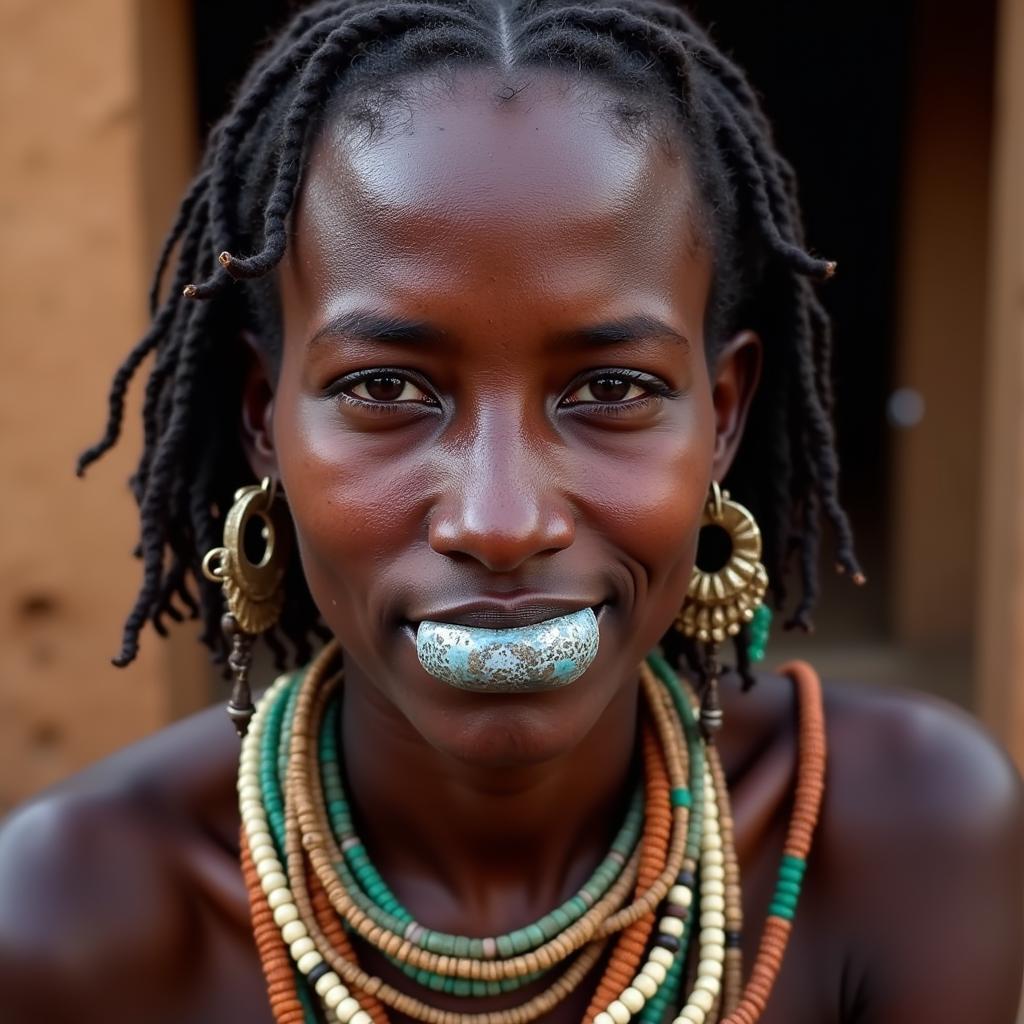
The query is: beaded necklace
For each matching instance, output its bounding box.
[238,644,826,1024]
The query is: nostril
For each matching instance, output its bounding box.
[427,507,575,572]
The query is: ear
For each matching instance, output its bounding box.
[240,331,280,481]
[709,330,763,480]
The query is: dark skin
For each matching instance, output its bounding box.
[1,72,1022,1024]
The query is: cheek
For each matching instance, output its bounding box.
[580,388,715,606]
[269,380,431,627]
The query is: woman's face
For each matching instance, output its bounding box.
[248,71,758,766]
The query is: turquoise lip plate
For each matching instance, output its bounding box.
[415,607,600,692]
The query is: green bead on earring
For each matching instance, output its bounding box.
[747,604,773,663]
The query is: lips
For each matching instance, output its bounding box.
[409,599,606,631]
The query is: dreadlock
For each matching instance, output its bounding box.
[78,0,863,680]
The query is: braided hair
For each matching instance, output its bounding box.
[78,0,862,677]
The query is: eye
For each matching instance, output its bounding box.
[564,373,651,406]
[571,376,645,403]
[346,373,432,404]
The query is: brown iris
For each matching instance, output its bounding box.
[363,375,407,402]
[588,376,634,402]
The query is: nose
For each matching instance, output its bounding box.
[428,415,575,573]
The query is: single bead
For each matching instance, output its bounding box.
[700,927,726,947]
[273,903,299,927]
[620,987,645,1013]
[678,1006,705,1024]
[702,944,725,963]
[642,961,667,985]
[633,974,658,999]
[268,888,292,910]
[668,885,693,906]
[241,805,266,827]
[702,895,725,913]
[690,988,715,1013]
[289,937,315,960]
[297,950,323,974]
[350,1011,373,1024]
[335,997,362,1023]
[701,911,726,929]
[649,947,674,969]
[313,970,342,995]
[325,985,347,1009]
[250,843,277,865]
[281,920,308,944]
[606,998,631,1024]
[658,916,684,938]
[254,852,283,874]
[697,960,724,982]
[655,934,680,953]
[695,974,721,995]
[261,871,288,895]
[593,1013,614,1024]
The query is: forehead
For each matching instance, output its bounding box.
[282,69,709,329]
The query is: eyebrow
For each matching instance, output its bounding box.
[307,309,443,350]
[557,314,691,351]
[307,309,689,351]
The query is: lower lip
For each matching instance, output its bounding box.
[414,606,603,694]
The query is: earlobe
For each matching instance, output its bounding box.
[239,332,279,481]
[709,329,763,478]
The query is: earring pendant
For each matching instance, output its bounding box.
[202,477,290,735]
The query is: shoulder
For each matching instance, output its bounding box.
[817,675,1023,850]
[0,702,242,1022]
[811,672,1024,1019]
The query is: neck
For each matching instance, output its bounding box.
[339,670,641,936]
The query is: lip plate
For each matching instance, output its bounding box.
[415,606,602,694]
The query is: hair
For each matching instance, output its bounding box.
[78,0,862,682]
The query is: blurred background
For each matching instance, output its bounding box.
[1,0,1023,814]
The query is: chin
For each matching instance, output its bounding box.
[426,695,601,769]
[387,653,630,772]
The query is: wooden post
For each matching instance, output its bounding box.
[977,0,1024,773]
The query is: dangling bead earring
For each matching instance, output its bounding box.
[676,481,769,740]
[202,477,291,736]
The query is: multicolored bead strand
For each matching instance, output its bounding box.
[647,653,827,1024]
[714,659,825,1024]
[238,644,827,1024]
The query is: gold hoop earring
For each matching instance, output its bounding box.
[202,477,291,736]
[676,481,768,740]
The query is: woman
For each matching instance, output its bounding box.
[0,2,1021,1022]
